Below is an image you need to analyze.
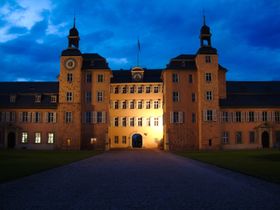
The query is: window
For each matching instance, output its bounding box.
[248,111,255,122]
[146,86,151,93]
[205,55,211,63]
[138,117,142,126]
[34,112,41,123]
[154,101,159,109]
[122,101,127,109]
[10,95,16,103]
[137,86,143,93]
[47,112,56,123]
[221,112,228,122]
[206,110,213,121]
[206,91,213,101]
[86,91,92,103]
[189,74,193,83]
[249,131,255,144]
[130,117,134,127]
[85,111,92,123]
[130,86,135,93]
[192,93,196,102]
[114,136,119,144]
[138,101,143,109]
[122,117,127,127]
[114,117,119,127]
[21,132,28,143]
[97,112,103,123]
[192,113,196,123]
[235,112,241,122]
[154,117,159,126]
[35,132,41,144]
[4,112,16,122]
[97,91,103,102]
[130,101,134,109]
[146,101,151,109]
[146,117,151,126]
[48,133,55,144]
[122,86,127,94]
[114,101,119,109]
[97,74,104,82]
[65,112,72,123]
[114,87,119,94]
[35,95,41,103]
[262,111,268,122]
[172,73,179,83]
[173,112,179,123]
[21,112,29,122]
[66,92,73,102]
[171,112,184,123]
[173,92,179,102]
[275,111,280,123]
[236,132,242,144]
[205,73,212,82]
[154,86,159,93]
[122,136,127,144]
[51,95,57,103]
[67,73,73,83]
[222,132,229,144]
[86,72,92,83]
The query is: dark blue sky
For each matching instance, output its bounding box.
[0,0,279,81]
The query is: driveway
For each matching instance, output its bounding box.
[1,149,280,210]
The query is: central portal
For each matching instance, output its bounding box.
[132,134,142,148]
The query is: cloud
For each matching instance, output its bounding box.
[107,57,129,65]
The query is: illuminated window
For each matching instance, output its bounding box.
[248,112,255,122]
[86,72,92,83]
[122,136,126,144]
[130,117,134,127]
[189,74,193,83]
[130,101,134,109]
[173,92,179,102]
[172,73,179,83]
[205,55,211,63]
[114,117,119,127]
[222,132,229,144]
[97,91,103,102]
[86,91,92,103]
[21,132,28,143]
[138,101,143,109]
[114,136,119,144]
[114,101,119,109]
[206,91,213,101]
[122,117,127,127]
[236,131,242,144]
[205,73,212,82]
[34,112,41,123]
[35,132,41,144]
[66,92,73,102]
[262,111,268,121]
[154,101,159,109]
[130,86,134,93]
[67,73,73,83]
[146,117,151,126]
[51,95,57,103]
[146,86,151,93]
[65,112,72,123]
[138,86,143,93]
[122,86,127,93]
[97,74,104,82]
[138,117,142,126]
[146,101,151,109]
[48,133,55,144]
[154,117,159,126]
[249,131,255,144]
[122,101,127,109]
[154,86,159,93]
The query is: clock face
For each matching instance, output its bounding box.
[65,58,76,70]
[133,73,142,81]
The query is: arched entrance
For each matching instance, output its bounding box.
[7,132,16,149]
[132,134,142,148]
[261,131,270,148]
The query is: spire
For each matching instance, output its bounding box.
[73,15,76,28]
[203,9,206,25]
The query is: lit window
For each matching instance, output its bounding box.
[154,117,159,126]
[66,92,73,102]
[130,117,134,127]
[122,136,126,144]
[138,117,142,126]
[249,131,255,144]
[35,132,41,144]
[172,73,179,83]
[67,73,73,83]
[205,73,212,82]
[48,133,55,144]
[114,136,119,144]
[86,91,92,103]
[173,92,179,102]
[65,112,72,123]
[97,91,103,102]
[122,117,127,127]
[86,72,92,83]
[146,101,151,109]
[138,101,143,109]
[206,91,213,101]
[114,117,119,127]
[222,132,229,144]
[236,131,242,144]
[97,74,104,82]
[21,132,28,143]
[205,55,211,63]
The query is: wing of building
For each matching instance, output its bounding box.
[1,18,280,150]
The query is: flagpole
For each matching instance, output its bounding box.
[137,38,140,66]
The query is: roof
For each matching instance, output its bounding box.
[82,53,109,69]
[0,82,58,109]
[61,48,81,56]
[111,69,163,83]
[220,81,280,108]
[166,54,197,70]
[196,46,217,54]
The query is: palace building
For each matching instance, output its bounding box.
[1,18,280,151]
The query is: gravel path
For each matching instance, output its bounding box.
[1,149,280,210]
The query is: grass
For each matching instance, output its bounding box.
[176,149,280,184]
[0,149,101,183]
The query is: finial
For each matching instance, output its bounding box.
[73,15,76,28]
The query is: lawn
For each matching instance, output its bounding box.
[177,149,280,184]
[0,150,100,183]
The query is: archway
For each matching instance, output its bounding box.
[132,134,142,148]
[7,132,16,149]
[261,131,269,148]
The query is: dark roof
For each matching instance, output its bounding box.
[61,48,81,56]
[220,81,280,108]
[0,82,58,109]
[166,54,197,70]
[200,25,210,34]
[219,64,227,71]
[69,27,79,36]
[197,46,217,54]
[82,53,109,69]
[111,69,163,83]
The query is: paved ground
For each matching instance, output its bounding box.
[1,149,280,210]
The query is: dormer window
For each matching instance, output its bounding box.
[35,95,41,103]
[10,95,16,103]
[51,95,57,103]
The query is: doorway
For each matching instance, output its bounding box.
[261,131,269,148]
[132,134,142,148]
[7,132,16,148]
